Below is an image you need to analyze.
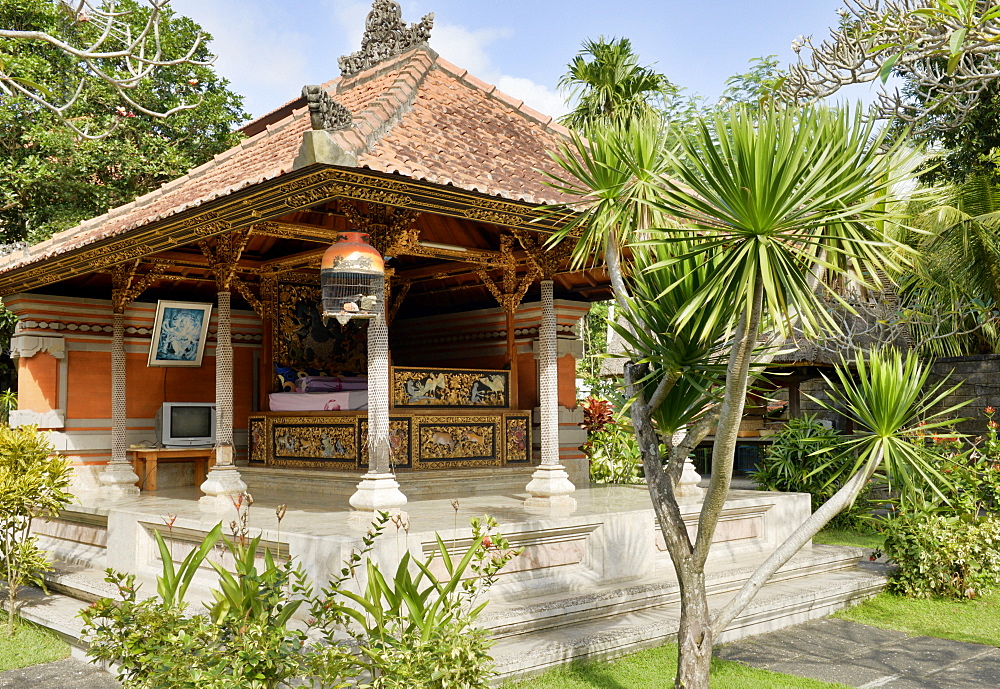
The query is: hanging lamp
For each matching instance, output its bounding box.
[321,231,385,326]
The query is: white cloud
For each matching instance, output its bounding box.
[432,24,511,75]
[168,0,313,118]
[496,76,569,118]
[432,23,567,119]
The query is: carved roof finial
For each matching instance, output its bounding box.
[301,86,353,130]
[338,0,434,77]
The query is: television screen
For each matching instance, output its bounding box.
[170,406,212,438]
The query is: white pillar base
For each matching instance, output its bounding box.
[198,462,248,511]
[348,472,408,524]
[98,462,140,497]
[524,464,577,510]
[675,455,704,499]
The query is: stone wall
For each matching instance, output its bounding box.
[799,354,1000,435]
[925,354,1000,434]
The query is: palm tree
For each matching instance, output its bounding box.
[901,174,1000,354]
[557,37,676,131]
[548,104,949,688]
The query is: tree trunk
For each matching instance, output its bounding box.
[675,568,713,689]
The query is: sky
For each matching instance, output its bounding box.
[167,0,876,121]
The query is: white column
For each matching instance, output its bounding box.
[99,311,140,495]
[525,280,576,509]
[349,300,406,521]
[200,290,248,509]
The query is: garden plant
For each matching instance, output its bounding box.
[0,424,71,635]
[82,507,519,688]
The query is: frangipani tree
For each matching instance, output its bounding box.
[0,0,215,139]
[549,103,963,688]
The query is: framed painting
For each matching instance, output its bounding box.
[147,301,213,367]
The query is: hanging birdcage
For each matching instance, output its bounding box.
[321,232,384,326]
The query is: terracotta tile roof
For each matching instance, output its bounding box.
[0,47,575,275]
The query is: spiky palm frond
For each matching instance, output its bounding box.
[648,104,919,340]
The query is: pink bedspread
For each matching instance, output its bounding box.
[268,391,369,412]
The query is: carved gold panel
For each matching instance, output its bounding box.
[270,417,359,469]
[503,413,531,465]
[391,367,509,408]
[414,416,501,469]
[359,417,413,469]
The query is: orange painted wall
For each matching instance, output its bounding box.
[66,351,110,419]
[63,350,254,429]
[558,354,578,409]
[18,353,58,413]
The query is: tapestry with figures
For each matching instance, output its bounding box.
[272,283,367,389]
[391,367,510,408]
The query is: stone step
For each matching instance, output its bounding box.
[490,561,887,681]
[481,544,866,639]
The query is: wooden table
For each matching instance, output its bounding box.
[130,447,216,491]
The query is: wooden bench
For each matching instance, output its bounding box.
[130,447,215,492]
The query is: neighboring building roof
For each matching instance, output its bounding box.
[0,45,576,277]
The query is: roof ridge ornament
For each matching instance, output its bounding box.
[302,86,353,130]
[337,0,434,77]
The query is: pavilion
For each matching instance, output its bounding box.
[0,4,884,675]
[0,0,609,513]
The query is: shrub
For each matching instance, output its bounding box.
[82,509,520,688]
[580,397,643,484]
[881,510,1000,598]
[750,414,866,527]
[0,424,72,634]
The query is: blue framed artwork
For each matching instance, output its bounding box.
[147,300,213,367]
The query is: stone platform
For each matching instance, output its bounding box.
[23,482,885,680]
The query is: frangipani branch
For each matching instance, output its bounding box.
[0,0,212,139]
[781,1,1000,132]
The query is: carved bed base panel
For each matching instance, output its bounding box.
[248,411,531,470]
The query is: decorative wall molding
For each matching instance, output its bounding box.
[10,409,64,429]
[10,334,65,360]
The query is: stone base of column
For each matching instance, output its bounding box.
[98,461,140,497]
[348,473,408,525]
[199,464,248,511]
[674,455,704,499]
[524,464,577,511]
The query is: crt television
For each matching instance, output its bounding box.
[156,402,216,447]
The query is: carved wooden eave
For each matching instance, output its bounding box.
[0,165,575,297]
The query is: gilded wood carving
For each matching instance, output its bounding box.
[391,367,509,408]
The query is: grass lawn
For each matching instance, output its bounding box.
[813,526,883,549]
[0,618,69,671]
[836,589,1000,647]
[500,642,850,689]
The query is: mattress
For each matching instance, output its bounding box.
[268,390,369,412]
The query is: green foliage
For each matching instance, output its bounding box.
[816,348,967,510]
[0,424,71,634]
[83,511,519,688]
[0,390,15,426]
[82,524,308,689]
[307,514,520,688]
[751,414,867,526]
[881,510,1000,599]
[0,0,248,244]
[557,37,678,131]
[719,55,786,112]
[584,416,643,485]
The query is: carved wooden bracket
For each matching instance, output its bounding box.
[476,235,539,314]
[110,261,166,314]
[199,228,250,291]
[510,227,573,280]
[233,276,263,316]
[341,200,420,258]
